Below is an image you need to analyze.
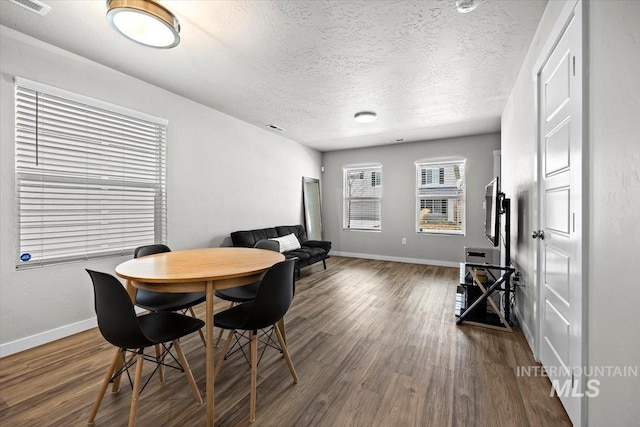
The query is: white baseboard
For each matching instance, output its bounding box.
[0,316,97,358]
[331,251,460,268]
[0,307,145,358]
[514,304,537,361]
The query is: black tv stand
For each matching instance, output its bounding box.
[455,263,515,331]
[455,195,514,331]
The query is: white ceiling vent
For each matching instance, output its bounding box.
[8,0,51,16]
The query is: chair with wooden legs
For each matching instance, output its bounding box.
[134,244,206,347]
[86,270,203,427]
[213,259,298,422]
[213,239,280,347]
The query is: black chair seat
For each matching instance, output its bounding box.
[214,282,259,303]
[136,291,206,312]
[213,302,253,330]
[139,311,205,344]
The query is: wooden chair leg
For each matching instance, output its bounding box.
[111,350,125,393]
[128,351,145,427]
[214,302,235,347]
[323,259,327,269]
[274,324,298,383]
[154,344,164,383]
[88,347,122,426]
[249,330,258,423]
[214,328,225,348]
[173,339,203,405]
[214,330,234,378]
[276,319,286,345]
[188,307,207,346]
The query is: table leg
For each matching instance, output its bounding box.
[206,281,215,427]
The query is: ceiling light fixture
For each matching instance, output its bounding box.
[456,0,480,13]
[106,0,180,48]
[354,111,377,123]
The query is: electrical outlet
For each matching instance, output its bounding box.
[401,238,407,245]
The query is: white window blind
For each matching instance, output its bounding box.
[416,159,465,234]
[15,78,167,268]
[343,165,382,230]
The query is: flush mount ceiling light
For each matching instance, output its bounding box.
[354,111,377,123]
[456,0,480,13]
[106,0,180,48]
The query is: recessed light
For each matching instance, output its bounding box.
[354,111,377,123]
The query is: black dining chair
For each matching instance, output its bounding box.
[213,239,280,347]
[134,244,206,346]
[86,269,203,427]
[213,259,298,422]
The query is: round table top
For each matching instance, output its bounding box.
[115,247,285,283]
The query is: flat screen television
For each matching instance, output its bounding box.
[484,177,500,247]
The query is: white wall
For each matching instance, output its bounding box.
[0,27,321,355]
[502,0,640,424]
[321,133,500,265]
[500,0,567,353]
[587,1,640,424]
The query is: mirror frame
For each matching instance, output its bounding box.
[302,177,323,240]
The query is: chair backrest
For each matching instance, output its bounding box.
[134,244,171,258]
[254,239,279,252]
[133,244,172,303]
[241,259,296,331]
[86,269,153,349]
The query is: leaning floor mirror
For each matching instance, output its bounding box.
[302,177,323,240]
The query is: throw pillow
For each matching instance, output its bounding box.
[270,233,301,253]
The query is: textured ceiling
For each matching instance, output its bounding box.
[0,0,547,151]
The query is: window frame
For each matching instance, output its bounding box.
[415,158,466,236]
[343,164,383,231]
[14,77,167,269]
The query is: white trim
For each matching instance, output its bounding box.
[341,163,382,170]
[331,251,460,268]
[0,306,146,358]
[531,0,579,80]
[14,76,168,125]
[533,1,585,424]
[0,317,97,358]
[514,304,537,359]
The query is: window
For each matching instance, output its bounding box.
[371,171,381,187]
[15,78,167,268]
[343,165,382,230]
[416,159,465,234]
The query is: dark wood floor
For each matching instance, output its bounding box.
[0,256,571,426]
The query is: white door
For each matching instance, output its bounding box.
[536,4,584,425]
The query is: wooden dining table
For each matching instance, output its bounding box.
[115,247,285,426]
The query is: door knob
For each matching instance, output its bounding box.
[531,230,545,239]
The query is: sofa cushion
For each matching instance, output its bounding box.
[276,225,307,244]
[231,228,278,248]
[270,233,301,253]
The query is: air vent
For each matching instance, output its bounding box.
[9,0,51,15]
[266,124,286,132]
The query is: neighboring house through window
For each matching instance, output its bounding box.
[14,78,167,268]
[343,164,382,230]
[416,158,466,234]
